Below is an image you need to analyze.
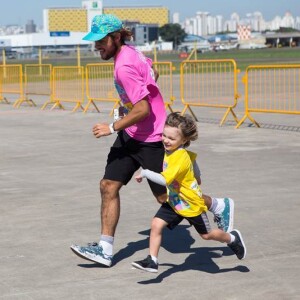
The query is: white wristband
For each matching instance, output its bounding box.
[109,123,116,134]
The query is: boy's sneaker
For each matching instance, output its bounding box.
[131,255,158,273]
[228,229,246,260]
[214,198,234,232]
[70,242,113,267]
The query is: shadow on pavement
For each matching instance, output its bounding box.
[78,224,250,281]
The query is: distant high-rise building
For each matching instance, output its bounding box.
[252,12,264,32]
[281,11,295,28]
[130,23,159,44]
[269,16,282,31]
[196,12,210,36]
[216,15,223,33]
[173,12,180,24]
[25,20,37,33]
[295,17,300,30]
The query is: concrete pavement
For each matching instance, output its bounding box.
[0,101,299,299]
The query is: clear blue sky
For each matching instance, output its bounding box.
[0,0,299,26]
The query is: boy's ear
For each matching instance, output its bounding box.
[182,138,188,146]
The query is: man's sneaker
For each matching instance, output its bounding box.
[228,229,246,260]
[131,255,158,273]
[70,242,113,267]
[214,198,234,232]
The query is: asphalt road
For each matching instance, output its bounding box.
[0,100,299,299]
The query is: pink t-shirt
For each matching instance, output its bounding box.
[114,45,166,142]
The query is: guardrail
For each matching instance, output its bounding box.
[1,62,299,130]
[180,59,240,126]
[236,64,300,128]
[23,64,53,109]
[83,63,119,115]
[153,61,175,112]
[50,66,85,112]
[0,64,23,107]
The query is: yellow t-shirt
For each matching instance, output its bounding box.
[161,148,207,217]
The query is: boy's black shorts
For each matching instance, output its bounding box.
[155,202,211,234]
[103,130,167,196]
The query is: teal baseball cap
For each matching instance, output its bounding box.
[83,14,123,41]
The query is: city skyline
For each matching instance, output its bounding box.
[0,0,299,27]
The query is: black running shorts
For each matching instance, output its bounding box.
[103,130,167,196]
[155,202,211,234]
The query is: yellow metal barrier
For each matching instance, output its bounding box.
[25,64,52,109]
[84,62,175,114]
[153,61,175,112]
[236,64,300,128]
[186,42,199,61]
[1,49,8,105]
[23,64,52,109]
[84,63,119,114]
[0,76,10,104]
[0,65,9,104]
[180,59,240,126]
[0,65,23,107]
[51,66,85,112]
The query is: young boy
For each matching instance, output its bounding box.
[132,113,246,273]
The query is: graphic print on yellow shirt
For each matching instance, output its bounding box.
[161,148,207,217]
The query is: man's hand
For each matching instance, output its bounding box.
[93,123,111,138]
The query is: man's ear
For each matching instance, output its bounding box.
[114,32,122,44]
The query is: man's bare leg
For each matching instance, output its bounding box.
[70,179,123,267]
[100,179,123,236]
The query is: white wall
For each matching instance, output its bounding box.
[6,32,91,47]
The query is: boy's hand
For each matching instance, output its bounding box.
[135,174,143,183]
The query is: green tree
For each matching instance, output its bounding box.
[276,27,300,33]
[159,23,186,48]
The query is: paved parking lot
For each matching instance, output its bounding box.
[0,101,299,299]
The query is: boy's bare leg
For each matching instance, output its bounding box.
[203,194,234,233]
